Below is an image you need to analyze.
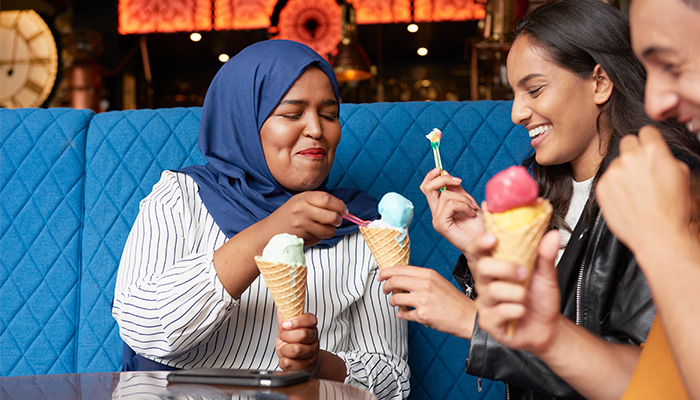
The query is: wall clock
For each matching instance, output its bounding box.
[0,10,59,108]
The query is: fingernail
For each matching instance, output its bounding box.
[517,266,528,280]
[282,321,292,329]
[452,177,462,183]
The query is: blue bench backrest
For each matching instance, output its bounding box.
[1,108,92,375]
[1,102,531,400]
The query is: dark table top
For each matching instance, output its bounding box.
[0,371,378,400]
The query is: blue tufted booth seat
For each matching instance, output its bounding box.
[1,101,531,399]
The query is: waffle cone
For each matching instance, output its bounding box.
[482,198,553,336]
[254,257,307,320]
[359,226,410,311]
[359,226,411,270]
[482,198,552,275]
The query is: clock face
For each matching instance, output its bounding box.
[0,10,59,108]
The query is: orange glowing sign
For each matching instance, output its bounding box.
[214,0,277,30]
[413,0,486,22]
[352,0,412,24]
[118,0,486,35]
[118,0,212,34]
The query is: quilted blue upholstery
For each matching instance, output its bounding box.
[79,108,205,373]
[1,102,531,400]
[1,108,93,376]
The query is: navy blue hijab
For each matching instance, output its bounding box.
[179,40,378,248]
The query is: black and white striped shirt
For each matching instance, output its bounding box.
[113,171,410,399]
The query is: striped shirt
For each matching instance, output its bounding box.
[112,171,410,399]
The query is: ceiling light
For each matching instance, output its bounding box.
[407,24,419,33]
[417,47,428,56]
[189,32,202,42]
[218,53,229,63]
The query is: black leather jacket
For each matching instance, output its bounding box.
[453,203,656,400]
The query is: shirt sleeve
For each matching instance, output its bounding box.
[333,235,411,399]
[112,171,237,361]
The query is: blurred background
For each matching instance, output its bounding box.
[1,0,628,110]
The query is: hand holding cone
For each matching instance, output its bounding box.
[482,166,552,336]
[482,199,553,335]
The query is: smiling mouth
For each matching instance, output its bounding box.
[528,124,552,138]
[298,148,327,158]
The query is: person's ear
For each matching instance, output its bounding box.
[591,64,613,105]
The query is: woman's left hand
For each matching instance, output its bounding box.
[276,313,320,374]
[378,265,477,339]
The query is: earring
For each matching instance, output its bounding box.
[592,74,603,80]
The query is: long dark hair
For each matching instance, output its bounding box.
[515,0,700,231]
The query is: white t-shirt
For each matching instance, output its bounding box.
[556,177,594,265]
[113,171,410,399]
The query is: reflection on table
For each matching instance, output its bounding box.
[0,371,377,400]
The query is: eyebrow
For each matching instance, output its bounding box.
[516,73,546,88]
[640,46,676,60]
[279,99,338,106]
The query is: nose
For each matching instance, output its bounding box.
[303,113,323,139]
[511,95,531,126]
[645,74,681,121]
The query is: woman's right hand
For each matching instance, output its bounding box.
[266,191,347,247]
[474,230,562,355]
[420,168,484,255]
[214,191,345,298]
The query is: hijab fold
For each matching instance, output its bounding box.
[179,40,378,248]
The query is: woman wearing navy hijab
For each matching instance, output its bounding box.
[113,40,410,399]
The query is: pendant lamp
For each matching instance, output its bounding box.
[332,1,372,83]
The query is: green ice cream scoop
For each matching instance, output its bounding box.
[260,233,305,266]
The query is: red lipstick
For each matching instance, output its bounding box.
[298,148,326,158]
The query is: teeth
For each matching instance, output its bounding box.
[528,125,552,138]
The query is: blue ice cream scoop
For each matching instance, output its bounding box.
[378,192,414,228]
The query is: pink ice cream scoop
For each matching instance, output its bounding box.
[485,166,539,213]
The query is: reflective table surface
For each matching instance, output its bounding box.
[0,371,378,400]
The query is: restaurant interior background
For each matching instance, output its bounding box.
[2,0,629,111]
